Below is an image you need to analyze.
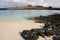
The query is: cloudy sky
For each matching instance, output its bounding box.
[0,0,60,8]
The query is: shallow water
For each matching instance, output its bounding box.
[0,10,60,19]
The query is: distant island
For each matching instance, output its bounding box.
[0,5,60,10]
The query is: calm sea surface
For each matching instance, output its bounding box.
[0,10,60,19]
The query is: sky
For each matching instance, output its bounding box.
[0,0,60,8]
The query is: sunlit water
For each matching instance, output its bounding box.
[0,10,60,19]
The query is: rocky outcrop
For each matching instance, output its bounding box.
[20,13,60,40]
[20,23,57,40]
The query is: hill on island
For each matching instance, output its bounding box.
[0,5,60,10]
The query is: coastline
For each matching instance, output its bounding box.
[0,19,52,40]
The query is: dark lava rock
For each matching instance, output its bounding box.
[52,36,60,40]
[48,30,56,36]
[30,30,39,40]
[21,30,31,39]
[31,29,45,38]
[21,30,39,40]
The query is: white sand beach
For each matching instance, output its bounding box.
[0,19,53,40]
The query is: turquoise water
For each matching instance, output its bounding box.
[0,10,60,19]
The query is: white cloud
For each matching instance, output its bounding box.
[12,0,21,2]
[5,0,45,5]
[0,0,60,7]
[9,0,60,7]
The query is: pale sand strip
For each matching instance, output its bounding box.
[0,19,52,40]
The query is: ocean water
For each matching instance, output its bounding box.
[0,10,60,19]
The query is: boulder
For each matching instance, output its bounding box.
[21,30,31,39]
[53,36,60,40]
[21,30,39,40]
[31,29,45,38]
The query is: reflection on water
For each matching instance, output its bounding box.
[0,10,60,19]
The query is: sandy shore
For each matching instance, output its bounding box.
[0,19,53,40]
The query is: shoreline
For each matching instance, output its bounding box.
[0,19,52,40]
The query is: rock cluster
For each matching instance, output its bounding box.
[21,30,39,40]
[20,23,60,40]
[53,36,60,40]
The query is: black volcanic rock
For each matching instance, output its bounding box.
[53,36,60,40]
[21,30,31,39]
[20,13,60,40]
[21,30,39,40]
[32,13,60,23]
[31,29,45,38]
